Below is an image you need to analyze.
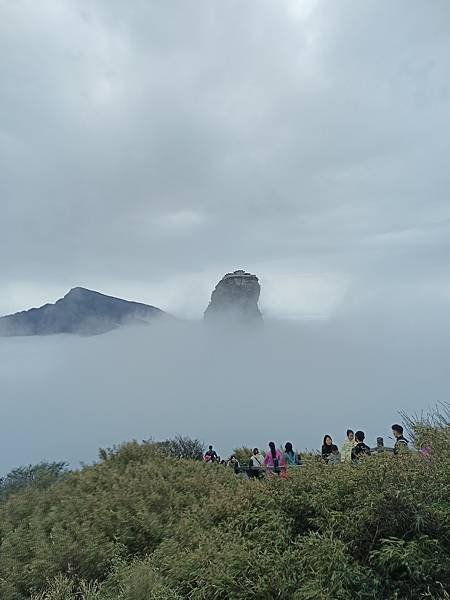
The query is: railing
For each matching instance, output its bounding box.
[228,447,399,476]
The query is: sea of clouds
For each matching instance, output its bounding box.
[1,306,449,474]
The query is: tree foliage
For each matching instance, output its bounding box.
[156,435,205,460]
[0,461,68,501]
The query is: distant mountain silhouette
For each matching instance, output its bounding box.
[0,287,167,336]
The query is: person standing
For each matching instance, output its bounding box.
[204,445,219,463]
[263,442,284,476]
[283,442,298,466]
[351,431,371,461]
[282,442,298,478]
[340,429,355,463]
[392,424,409,454]
[249,447,264,478]
[321,435,339,463]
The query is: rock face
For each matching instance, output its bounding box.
[204,270,262,323]
[0,287,167,336]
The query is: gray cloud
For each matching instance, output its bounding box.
[1,0,450,317]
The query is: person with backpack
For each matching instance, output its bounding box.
[204,445,219,463]
[249,447,264,479]
[351,431,371,461]
[321,435,339,463]
[263,442,284,477]
[392,424,409,454]
[340,429,355,463]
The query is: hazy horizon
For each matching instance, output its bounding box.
[1,307,448,475]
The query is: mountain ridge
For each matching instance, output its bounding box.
[0,287,167,337]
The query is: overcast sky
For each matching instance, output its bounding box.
[1,0,450,319]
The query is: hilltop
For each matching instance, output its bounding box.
[0,287,167,336]
[0,414,448,600]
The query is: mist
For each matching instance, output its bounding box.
[2,1,450,476]
[1,306,448,475]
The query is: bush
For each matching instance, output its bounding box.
[400,402,450,455]
[156,435,205,461]
[0,462,68,501]
[231,446,254,463]
[30,575,101,600]
[102,558,182,600]
[0,412,448,600]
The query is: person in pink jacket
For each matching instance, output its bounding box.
[263,441,285,477]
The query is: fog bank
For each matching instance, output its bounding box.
[0,312,448,474]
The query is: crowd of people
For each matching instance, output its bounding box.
[203,424,410,478]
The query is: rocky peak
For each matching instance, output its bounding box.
[65,286,91,297]
[204,270,262,323]
[63,287,97,302]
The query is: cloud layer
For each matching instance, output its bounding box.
[1,1,450,317]
[1,312,449,474]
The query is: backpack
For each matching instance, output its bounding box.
[272,454,280,474]
[251,454,263,468]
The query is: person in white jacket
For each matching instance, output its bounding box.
[249,448,264,478]
[340,429,355,463]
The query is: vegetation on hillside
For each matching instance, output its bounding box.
[0,410,448,600]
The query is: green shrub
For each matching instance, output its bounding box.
[30,576,101,600]
[0,411,448,600]
[231,446,254,464]
[155,435,205,461]
[0,462,68,501]
[101,559,182,600]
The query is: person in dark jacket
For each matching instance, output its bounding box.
[204,445,219,463]
[392,424,409,454]
[322,435,339,463]
[351,431,371,461]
